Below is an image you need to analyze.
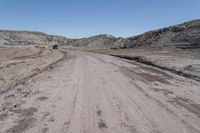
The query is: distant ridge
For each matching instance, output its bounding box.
[0,19,200,49]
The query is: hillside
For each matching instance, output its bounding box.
[70,34,124,47]
[70,19,200,49]
[0,30,73,47]
[0,19,200,49]
[125,19,200,49]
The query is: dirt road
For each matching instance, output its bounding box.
[1,50,200,133]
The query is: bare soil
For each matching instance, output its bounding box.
[0,47,64,94]
[1,49,200,133]
[88,48,200,81]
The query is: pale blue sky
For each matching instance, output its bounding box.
[0,0,200,38]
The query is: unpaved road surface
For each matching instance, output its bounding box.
[1,50,200,133]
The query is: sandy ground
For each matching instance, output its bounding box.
[1,50,200,133]
[0,48,64,93]
[88,48,200,81]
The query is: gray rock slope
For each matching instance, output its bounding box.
[0,30,74,47]
[125,19,200,49]
[0,19,200,48]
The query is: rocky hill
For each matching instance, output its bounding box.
[124,19,200,49]
[70,34,124,48]
[0,19,200,49]
[0,30,74,47]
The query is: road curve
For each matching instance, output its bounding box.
[1,50,200,133]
